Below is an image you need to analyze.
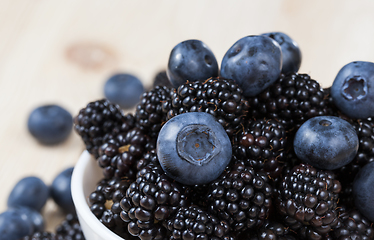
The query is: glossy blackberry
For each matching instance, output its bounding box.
[233,118,288,179]
[331,206,374,240]
[55,213,85,240]
[166,205,231,240]
[21,232,56,240]
[120,164,188,240]
[135,85,173,138]
[247,73,328,132]
[239,219,297,240]
[97,127,154,179]
[163,77,249,137]
[276,163,341,237]
[207,161,273,233]
[74,99,135,158]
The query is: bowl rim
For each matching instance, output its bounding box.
[71,150,125,240]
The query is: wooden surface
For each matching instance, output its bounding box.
[1,0,374,232]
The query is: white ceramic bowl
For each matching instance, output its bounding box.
[71,150,125,240]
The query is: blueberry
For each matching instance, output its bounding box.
[293,116,358,170]
[167,39,219,88]
[27,105,73,145]
[353,161,374,222]
[9,206,44,232]
[104,73,144,109]
[51,167,75,213]
[331,61,374,119]
[220,35,282,97]
[0,209,33,240]
[7,176,49,212]
[157,112,232,185]
[262,32,302,74]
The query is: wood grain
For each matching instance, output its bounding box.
[1,0,374,232]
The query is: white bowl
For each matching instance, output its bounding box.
[71,150,125,240]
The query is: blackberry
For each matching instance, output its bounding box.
[331,206,374,240]
[21,232,56,240]
[247,73,328,132]
[74,99,135,158]
[163,77,249,137]
[55,213,85,240]
[166,205,231,240]
[233,118,288,179]
[153,70,173,88]
[135,85,173,138]
[97,127,154,179]
[207,161,273,233]
[120,164,188,240]
[239,219,297,240]
[276,163,341,238]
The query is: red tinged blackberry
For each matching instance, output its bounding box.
[163,77,249,137]
[207,161,273,233]
[233,118,289,179]
[247,73,329,132]
[120,164,188,240]
[74,99,135,158]
[166,205,231,240]
[135,85,173,138]
[276,163,341,237]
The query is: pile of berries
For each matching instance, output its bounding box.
[73,32,374,240]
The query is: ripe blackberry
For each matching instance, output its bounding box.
[166,205,231,240]
[153,70,173,88]
[247,73,328,132]
[233,118,288,179]
[276,163,341,237]
[120,164,188,240]
[163,77,249,137]
[331,206,374,239]
[55,213,85,240]
[74,99,135,158]
[135,85,173,138]
[97,127,155,179]
[238,219,297,240]
[207,161,273,233]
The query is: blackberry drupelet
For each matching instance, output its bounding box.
[74,99,135,158]
[276,163,341,238]
[97,127,154,179]
[166,205,231,240]
[207,161,273,233]
[331,206,374,240]
[247,73,328,132]
[135,85,173,138]
[163,77,249,137]
[120,164,188,240]
[233,118,288,179]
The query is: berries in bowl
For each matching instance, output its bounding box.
[71,33,374,240]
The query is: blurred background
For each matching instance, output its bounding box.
[1,0,374,231]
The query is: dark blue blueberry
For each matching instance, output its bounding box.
[331,61,374,119]
[7,176,49,212]
[353,161,374,222]
[293,116,358,170]
[9,206,44,232]
[104,73,144,109]
[220,35,282,97]
[167,39,219,88]
[157,112,232,185]
[27,105,73,145]
[262,32,302,74]
[0,209,33,240]
[51,167,75,213]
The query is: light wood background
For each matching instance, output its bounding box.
[1,0,374,232]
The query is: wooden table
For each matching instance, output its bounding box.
[1,0,374,232]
